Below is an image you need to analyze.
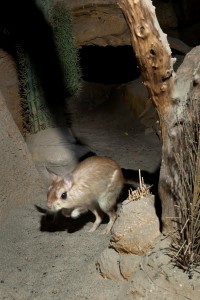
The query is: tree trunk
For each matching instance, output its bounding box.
[118,0,200,233]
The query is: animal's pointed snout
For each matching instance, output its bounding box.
[47,202,52,209]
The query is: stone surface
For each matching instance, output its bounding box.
[0,49,23,133]
[119,253,141,280]
[0,90,44,224]
[97,195,160,281]
[117,236,200,300]
[62,0,130,47]
[96,248,123,280]
[26,126,91,182]
[96,247,142,281]
[60,0,179,48]
[120,77,159,129]
[111,195,160,255]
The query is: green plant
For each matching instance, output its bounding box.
[17,46,56,134]
[17,0,81,134]
[49,1,82,97]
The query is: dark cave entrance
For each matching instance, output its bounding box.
[79,45,140,84]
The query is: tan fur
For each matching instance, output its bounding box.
[47,156,124,234]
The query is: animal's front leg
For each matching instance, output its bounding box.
[71,207,88,218]
[88,208,103,232]
[62,207,88,218]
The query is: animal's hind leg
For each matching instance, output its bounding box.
[98,193,120,234]
[88,208,103,232]
[101,209,117,235]
[99,168,123,234]
[98,185,122,234]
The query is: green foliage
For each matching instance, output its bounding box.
[17,0,82,134]
[50,2,82,97]
[17,46,56,134]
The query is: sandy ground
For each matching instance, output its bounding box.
[0,89,163,300]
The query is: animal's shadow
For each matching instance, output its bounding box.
[35,205,108,234]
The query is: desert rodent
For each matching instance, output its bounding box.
[46,156,124,234]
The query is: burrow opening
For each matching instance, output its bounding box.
[79,45,140,84]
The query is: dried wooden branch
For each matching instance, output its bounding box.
[117,0,175,114]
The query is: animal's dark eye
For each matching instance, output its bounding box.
[61,192,67,200]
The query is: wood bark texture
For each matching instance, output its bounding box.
[118,0,200,233]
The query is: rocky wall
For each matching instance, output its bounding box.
[0,91,45,224]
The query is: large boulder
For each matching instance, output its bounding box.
[111,195,160,255]
[97,195,160,280]
[26,126,91,183]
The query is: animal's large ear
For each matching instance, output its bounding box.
[63,174,74,189]
[46,168,60,182]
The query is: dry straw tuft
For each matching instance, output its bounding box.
[123,169,151,205]
[170,98,200,279]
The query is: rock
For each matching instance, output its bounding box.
[119,253,141,280]
[97,195,160,281]
[97,248,142,281]
[117,236,200,300]
[60,0,179,48]
[26,126,91,183]
[111,195,160,255]
[96,248,123,280]
[121,77,158,129]
[0,49,23,133]
[61,0,130,47]
[0,90,44,224]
